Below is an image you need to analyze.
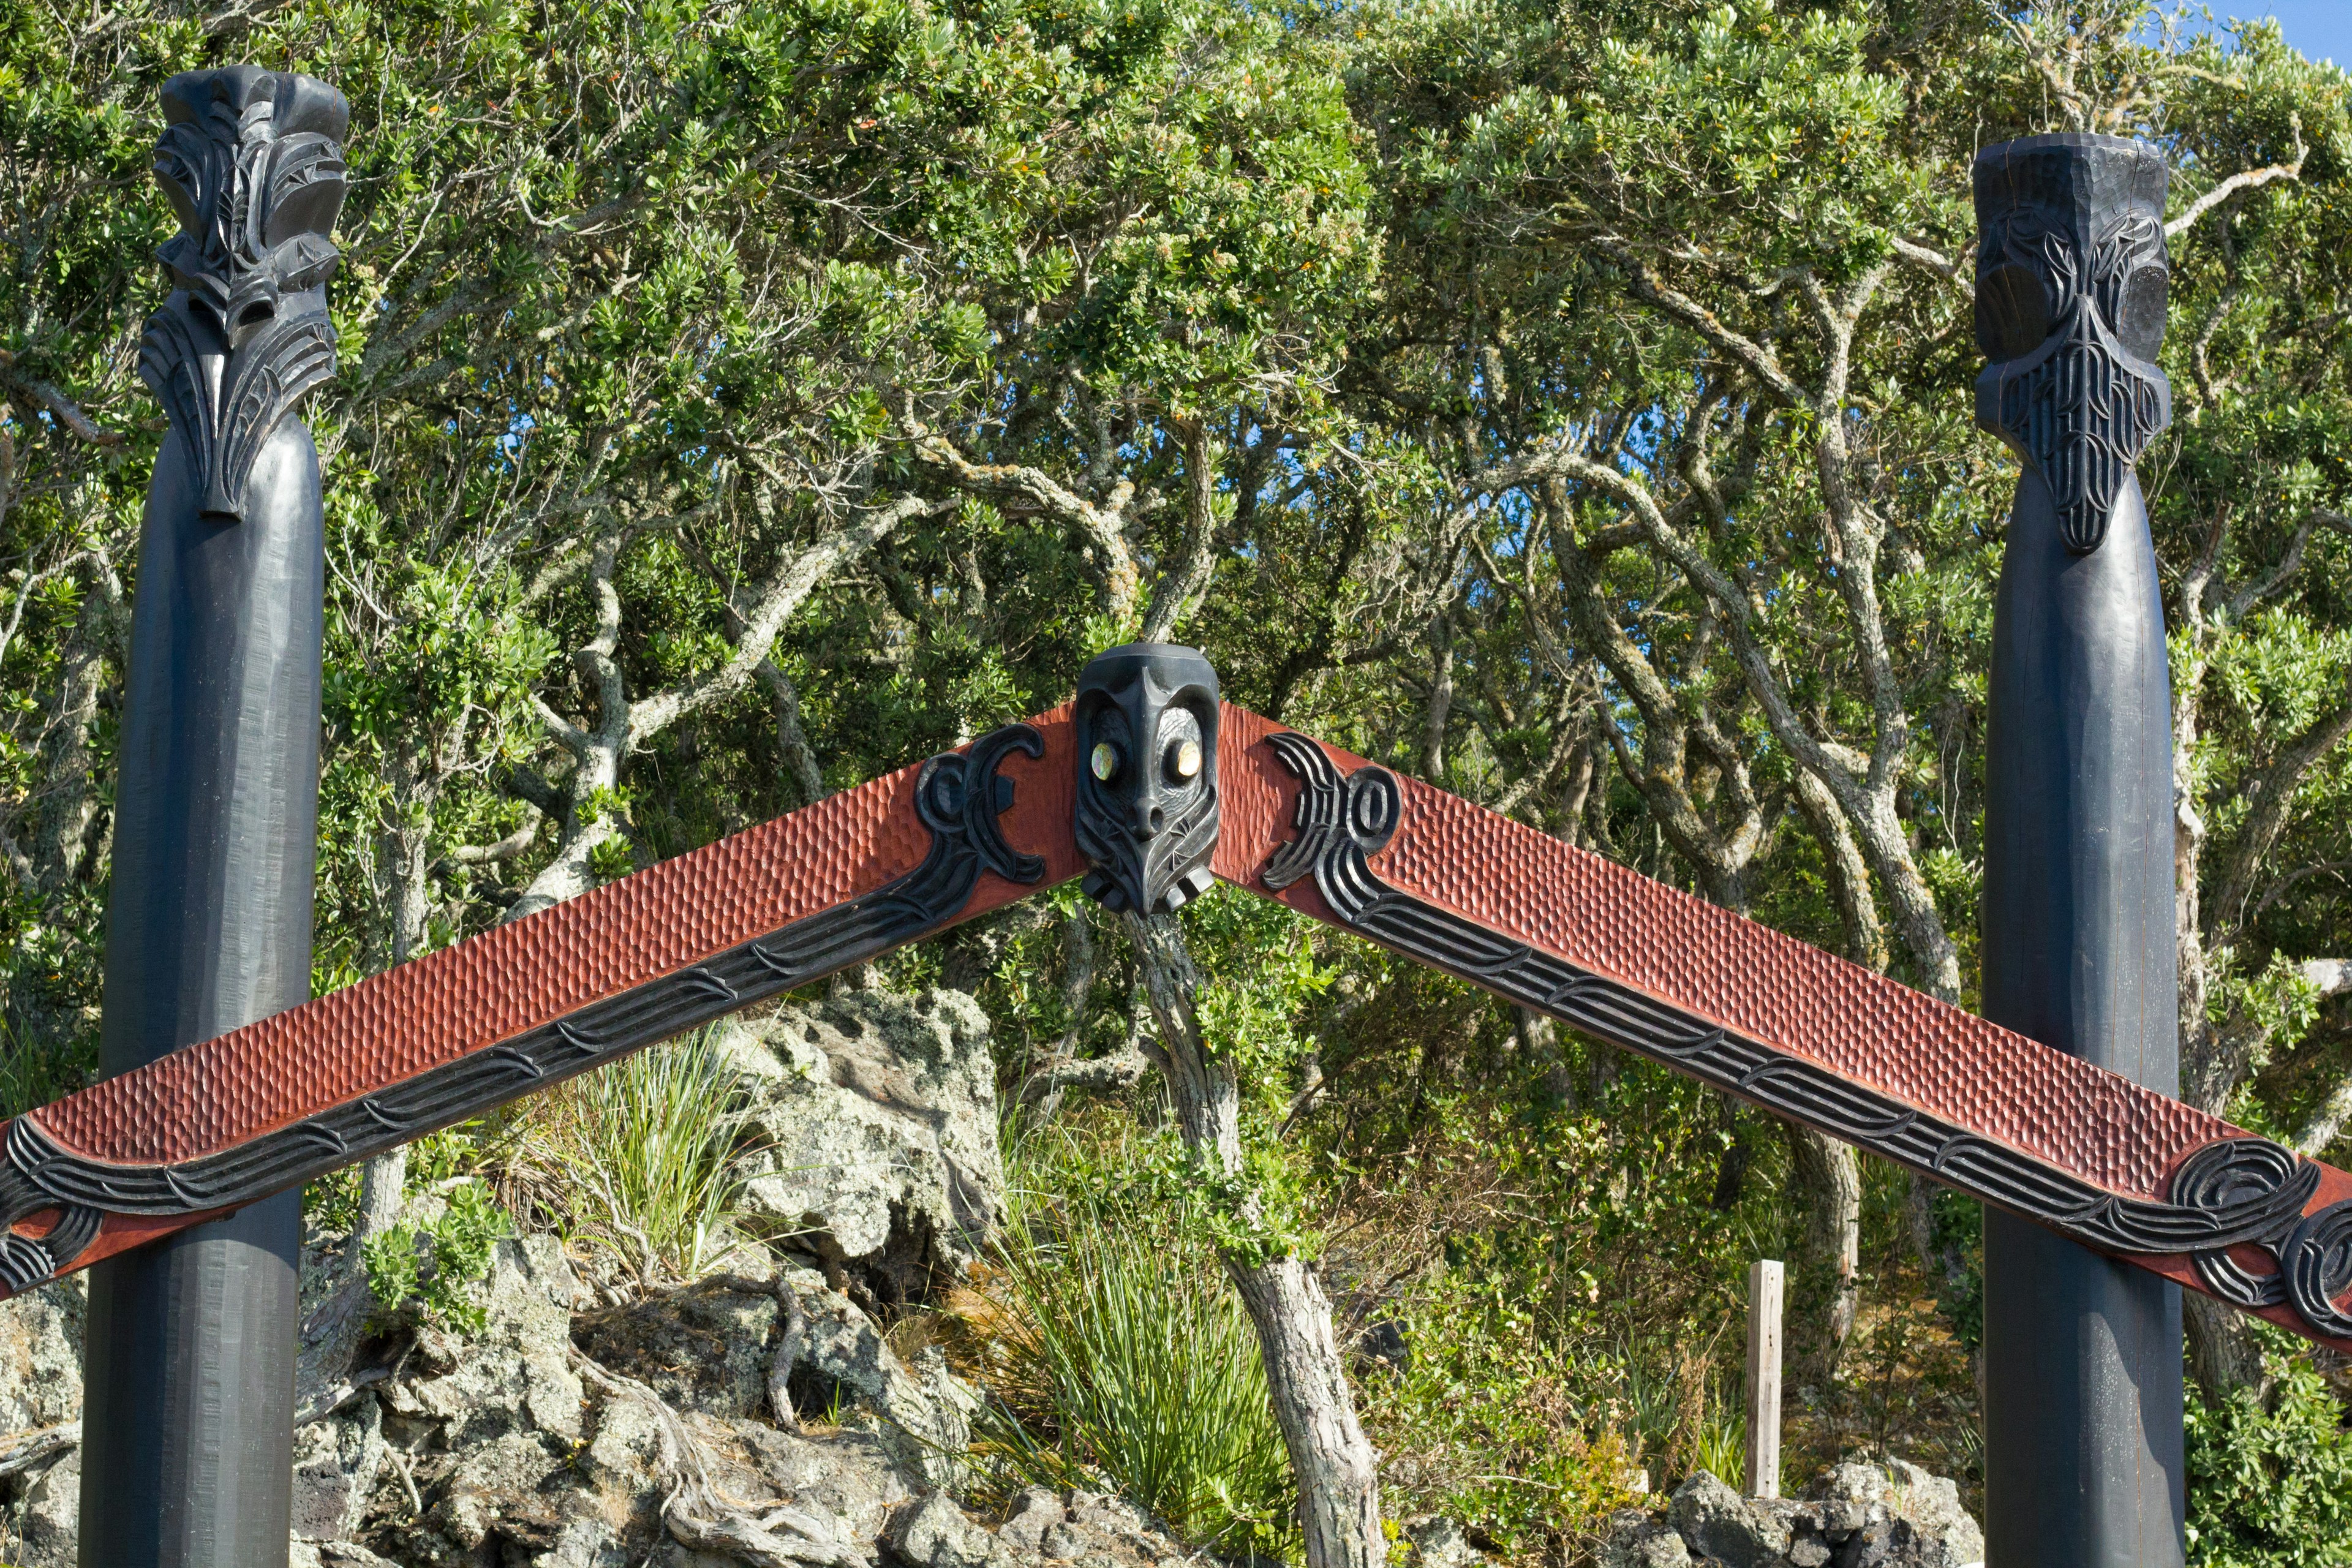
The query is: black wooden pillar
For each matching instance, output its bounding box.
[78,67,345,1568]
[1973,134,2187,1567]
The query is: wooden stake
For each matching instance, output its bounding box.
[1745,1259,1784,1499]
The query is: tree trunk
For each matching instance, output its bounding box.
[351,744,439,1262]
[2184,1289,2263,1405]
[1227,1256,1385,1568]
[1782,1121,1860,1373]
[1123,911,1384,1568]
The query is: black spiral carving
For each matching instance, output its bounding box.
[2283,1204,2352,1340]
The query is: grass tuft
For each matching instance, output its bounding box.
[965,1128,1300,1562]
[517,1027,750,1287]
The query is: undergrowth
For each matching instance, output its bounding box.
[514,1027,752,1286]
[363,1178,511,1332]
[2186,1343,2352,1567]
[959,1126,1300,1562]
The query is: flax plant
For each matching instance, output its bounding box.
[970,1131,1298,1561]
[518,1028,750,1287]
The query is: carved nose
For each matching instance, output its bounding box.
[1131,801,1164,840]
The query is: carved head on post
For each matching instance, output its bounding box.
[141,67,349,524]
[1074,644,1220,915]
[1973,134,2172,556]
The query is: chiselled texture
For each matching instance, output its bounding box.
[33,715,1079,1170]
[1217,707,2220,1196]
[1973,134,2172,556]
[1215,707,2352,1354]
[138,67,348,523]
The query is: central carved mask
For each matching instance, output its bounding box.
[1074,644,1221,916]
[1973,134,2173,556]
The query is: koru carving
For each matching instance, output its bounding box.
[1257,732,2352,1346]
[139,67,349,523]
[1073,643,1220,914]
[0,725,1044,1293]
[1973,134,2173,555]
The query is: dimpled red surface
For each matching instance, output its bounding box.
[1214,707,2237,1203]
[32,714,1082,1167]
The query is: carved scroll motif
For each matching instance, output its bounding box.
[1973,134,2174,556]
[137,67,349,522]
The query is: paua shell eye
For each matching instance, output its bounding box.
[2114,262,2169,363]
[1090,741,1122,782]
[1158,709,1205,785]
[1977,264,2052,361]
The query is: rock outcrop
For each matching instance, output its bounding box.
[721,987,1006,1307]
[1599,1463,1985,1568]
[0,986,1221,1568]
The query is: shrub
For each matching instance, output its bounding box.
[363,1178,511,1332]
[967,1129,1299,1561]
[2185,1351,2352,1567]
[518,1027,750,1286]
[1357,1280,1646,1561]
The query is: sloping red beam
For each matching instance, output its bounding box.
[2,703,2347,1357]
[0,714,1084,1291]
[1211,712,2352,1353]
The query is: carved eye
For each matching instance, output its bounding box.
[1976,264,2051,361]
[2114,262,2169,362]
[1158,709,1205,786]
[1089,741,1123,783]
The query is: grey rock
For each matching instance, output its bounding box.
[888,1491,1001,1568]
[1882,1460,1985,1568]
[1669,1471,1788,1567]
[290,1392,386,1542]
[997,1487,1065,1556]
[573,1281,778,1417]
[1597,1511,1691,1568]
[10,1447,77,1568]
[0,1278,83,1434]
[736,1423,914,1541]
[780,1273,978,1488]
[1615,1461,1982,1568]
[1041,1520,1092,1559]
[394,1234,587,1455]
[732,990,1005,1300]
[1403,1515,1480,1568]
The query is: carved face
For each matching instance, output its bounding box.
[1073,644,1220,915]
[153,68,349,345]
[140,68,349,523]
[1973,135,2172,556]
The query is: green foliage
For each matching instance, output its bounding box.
[362,1179,511,1334]
[971,1129,1298,1560]
[519,1029,748,1286]
[2185,1352,2352,1567]
[1357,1272,1646,1558]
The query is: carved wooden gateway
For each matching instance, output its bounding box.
[4,663,2351,1355]
[38,68,2319,1568]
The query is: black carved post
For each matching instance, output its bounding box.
[1973,135,2186,1566]
[78,68,345,1568]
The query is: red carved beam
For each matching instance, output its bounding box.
[1208,710,2352,1356]
[0,716,1084,1295]
[2,694,2348,1360]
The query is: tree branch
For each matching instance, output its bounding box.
[2168,126,2307,240]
